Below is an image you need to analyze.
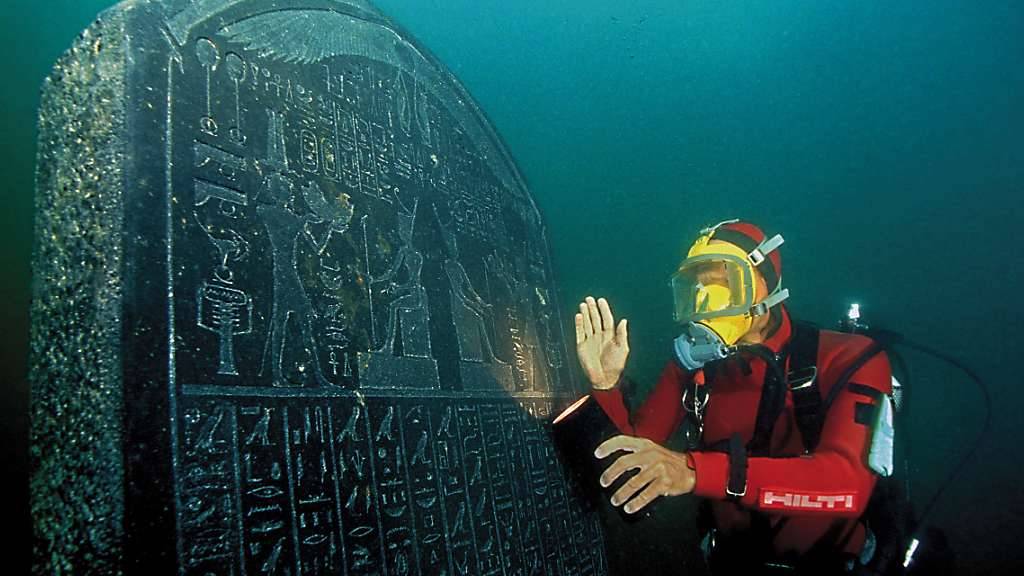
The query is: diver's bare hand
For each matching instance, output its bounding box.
[574,296,629,390]
[594,435,696,514]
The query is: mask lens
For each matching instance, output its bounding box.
[671,255,751,323]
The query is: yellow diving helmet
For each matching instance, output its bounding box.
[670,220,789,364]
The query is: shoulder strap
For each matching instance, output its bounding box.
[788,322,824,452]
[746,345,789,456]
[791,323,888,453]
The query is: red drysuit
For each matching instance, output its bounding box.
[592,305,891,559]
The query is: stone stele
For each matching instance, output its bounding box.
[30,0,605,574]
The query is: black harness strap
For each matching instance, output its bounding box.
[746,344,790,456]
[788,322,824,452]
[787,324,886,452]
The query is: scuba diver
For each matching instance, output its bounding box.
[575,219,905,574]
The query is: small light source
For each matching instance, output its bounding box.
[553,395,591,425]
[848,303,861,321]
[903,537,920,568]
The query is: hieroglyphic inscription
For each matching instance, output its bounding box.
[456,406,503,575]
[521,402,580,576]
[369,402,419,576]
[403,404,452,575]
[175,397,606,576]
[179,403,237,571]
[285,405,340,573]
[433,404,478,576]
[335,402,383,575]
[480,405,526,576]
[237,404,295,574]
[500,405,547,576]
[162,2,598,575]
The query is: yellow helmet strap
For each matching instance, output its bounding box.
[750,285,791,317]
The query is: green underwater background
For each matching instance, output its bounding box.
[2,0,1022,573]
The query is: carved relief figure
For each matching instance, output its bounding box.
[255,109,332,387]
[372,197,430,358]
[433,206,500,364]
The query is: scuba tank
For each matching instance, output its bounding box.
[837,303,990,575]
[840,304,899,479]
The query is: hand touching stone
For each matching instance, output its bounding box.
[574,296,629,390]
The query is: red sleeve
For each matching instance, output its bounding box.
[592,361,690,444]
[692,346,892,518]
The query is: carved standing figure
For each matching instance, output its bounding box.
[255,109,332,387]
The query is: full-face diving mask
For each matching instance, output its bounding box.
[671,221,789,370]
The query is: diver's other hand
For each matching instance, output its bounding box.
[594,435,696,514]
[574,296,629,390]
